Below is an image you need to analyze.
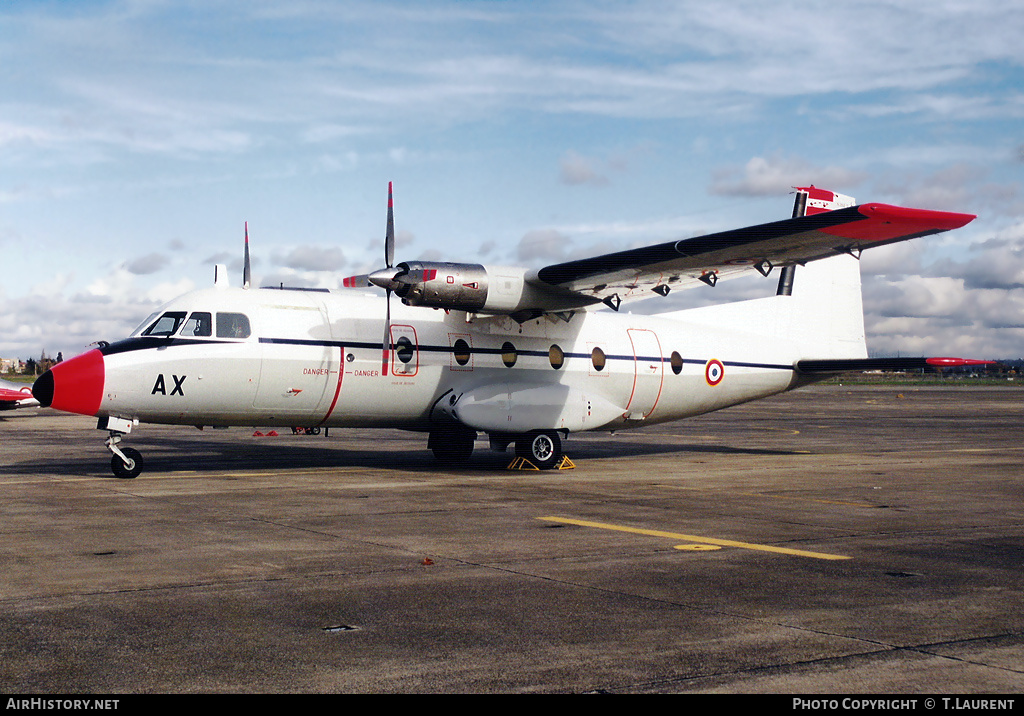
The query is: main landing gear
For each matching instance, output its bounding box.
[429,425,566,470]
[514,430,563,471]
[429,424,476,465]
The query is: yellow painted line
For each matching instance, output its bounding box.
[732,491,871,508]
[0,466,376,485]
[538,516,851,561]
[674,544,720,551]
[760,427,802,435]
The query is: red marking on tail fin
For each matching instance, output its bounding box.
[925,357,996,367]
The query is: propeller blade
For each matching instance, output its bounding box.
[243,222,251,289]
[385,181,395,269]
[343,184,399,292]
[381,289,391,376]
[381,182,396,376]
[341,274,373,289]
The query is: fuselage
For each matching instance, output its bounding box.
[37,286,810,436]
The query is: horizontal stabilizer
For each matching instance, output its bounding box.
[796,357,996,374]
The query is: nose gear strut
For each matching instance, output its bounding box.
[106,432,143,479]
[99,416,143,479]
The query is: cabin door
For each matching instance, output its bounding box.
[254,304,335,416]
[625,328,664,419]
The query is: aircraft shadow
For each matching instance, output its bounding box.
[1,433,805,479]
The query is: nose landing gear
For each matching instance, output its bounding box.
[106,432,143,479]
[99,416,143,479]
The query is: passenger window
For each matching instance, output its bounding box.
[396,336,415,364]
[182,312,212,337]
[671,351,683,375]
[591,347,606,372]
[141,312,187,337]
[217,313,251,339]
[501,342,517,368]
[453,338,471,366]
[549,344,564,370]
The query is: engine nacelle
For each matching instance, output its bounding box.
[394,262,536,314]
[395,262,488,311]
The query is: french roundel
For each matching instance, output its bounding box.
[705,359,724,386]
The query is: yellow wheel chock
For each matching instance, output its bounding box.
[507,455,576,471]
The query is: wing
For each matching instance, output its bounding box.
[343,186,975,319]
[528,203,976,311]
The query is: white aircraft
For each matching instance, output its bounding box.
[33,185,984,478]
[0,377,39,410]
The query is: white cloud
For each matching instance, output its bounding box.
[516,229,573,264]
[559,150,608,186]
[280,245,347,272]
[125,252,168,275]
[710,155,867,198]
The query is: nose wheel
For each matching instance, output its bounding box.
[106,432,144,479]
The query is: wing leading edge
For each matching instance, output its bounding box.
[530,202,975,311]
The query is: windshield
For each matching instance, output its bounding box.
[129,310,249,340]
[140,311,187,337]
[181,312,212,337]
[129,312,161,337]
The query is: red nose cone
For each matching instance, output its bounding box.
[35,349,105,416]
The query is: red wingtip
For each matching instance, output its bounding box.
[857,204,977,231]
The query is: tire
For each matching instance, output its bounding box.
[111,447,143,479]
[430,426,476,464]
[516,430,562,470]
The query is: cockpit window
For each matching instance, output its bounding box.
[141,312,187,337]
[182,312,212,337]
[130,312,161,337]
[216,312,251,339]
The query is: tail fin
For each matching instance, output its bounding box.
[666,186,867,360]
[779,186,866,359]
[777,185,857,296]
[793,185,856,216]
[668,254,867,360]
[782,253,867,359]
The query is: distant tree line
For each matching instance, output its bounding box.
[1,351,63,376]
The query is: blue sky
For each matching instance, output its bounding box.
[2,0,1022,360]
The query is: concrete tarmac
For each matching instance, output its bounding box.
[1,385,1022,693]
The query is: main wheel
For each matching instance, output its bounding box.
[430,425,476,465]
[516,430,562,470]
[111,447,144,479]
